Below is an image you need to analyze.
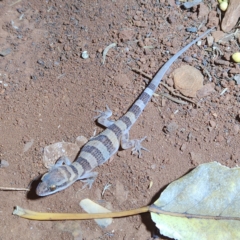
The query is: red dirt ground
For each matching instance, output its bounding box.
[0,0,239,239]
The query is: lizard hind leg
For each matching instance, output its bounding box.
[120,131,150,158]
[94,105,115,127]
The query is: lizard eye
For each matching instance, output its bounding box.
[49,185,56,191]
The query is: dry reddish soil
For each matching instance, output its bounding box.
[0,0,240,239]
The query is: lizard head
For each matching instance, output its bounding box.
[36,166,77,196]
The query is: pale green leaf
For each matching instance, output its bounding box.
[150,162,240,240]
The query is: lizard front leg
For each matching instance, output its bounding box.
[79,171,98,189]
[120,130,149,158]
[51,156,72,169]
[94,105,115,127]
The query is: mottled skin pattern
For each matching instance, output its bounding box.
[36,29,213,196]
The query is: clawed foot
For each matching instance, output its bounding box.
[93,105,114,127]
[94,105,112,120]
[81,178,95,189]
[131,136,149,158]
[80,172,98,189]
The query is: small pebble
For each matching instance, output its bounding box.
[186,27,197,33]
[37,59,45,66]
[183,56,193,63]
[151,164,156,170]
[75,135,88,148]
[207,36,214,46]
[209,120,216,128]
[81,51,89,59]
[215,135,224,142]
[182,0,202,8]
[233,124,239,135]
[180,143,187,151]
[163,122,178,134]
[0,159,9,168]
[233,75,240,85]
[64,45,71,51]
[0,48,12,57]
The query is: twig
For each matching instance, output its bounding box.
[101,183,111,197]
[201,66,212,82]
[160,83,197,105]
[131,68,152,79]
[102,43,116,64]
[9,0,21,6]
[160,93,187,105]
[132,68,197,105]
[220,88,228,95]
[0,187,30,191]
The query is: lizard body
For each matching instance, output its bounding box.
[36,29,213,196]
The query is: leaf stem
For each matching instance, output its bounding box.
[13,206,150,221]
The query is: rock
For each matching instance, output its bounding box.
[43,142,80,169]
[209,120,216,128]
[207,36,214,46]
[197,83,215,98]
[163,122,178,134]
[212,31,225,42]
[221,0,240,32]
[198,3,209,19]
[183,0,201,8]
[233,124,239,135]
[133,21,147,27]
[215,135,224,142]
[173,65,203,98]
[180,143,187,152]
[207,11,219,28]
[0,159,9,168]
[0,48,12,56]
[183,56,193,63]
[23,139,34,152]
[75,135,88,148]
[214,59,230,66]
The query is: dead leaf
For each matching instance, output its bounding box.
[15,162,240,240]
[151,162,240,240]
[173,65,203,98]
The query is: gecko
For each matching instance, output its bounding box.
[36,28,213,196]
